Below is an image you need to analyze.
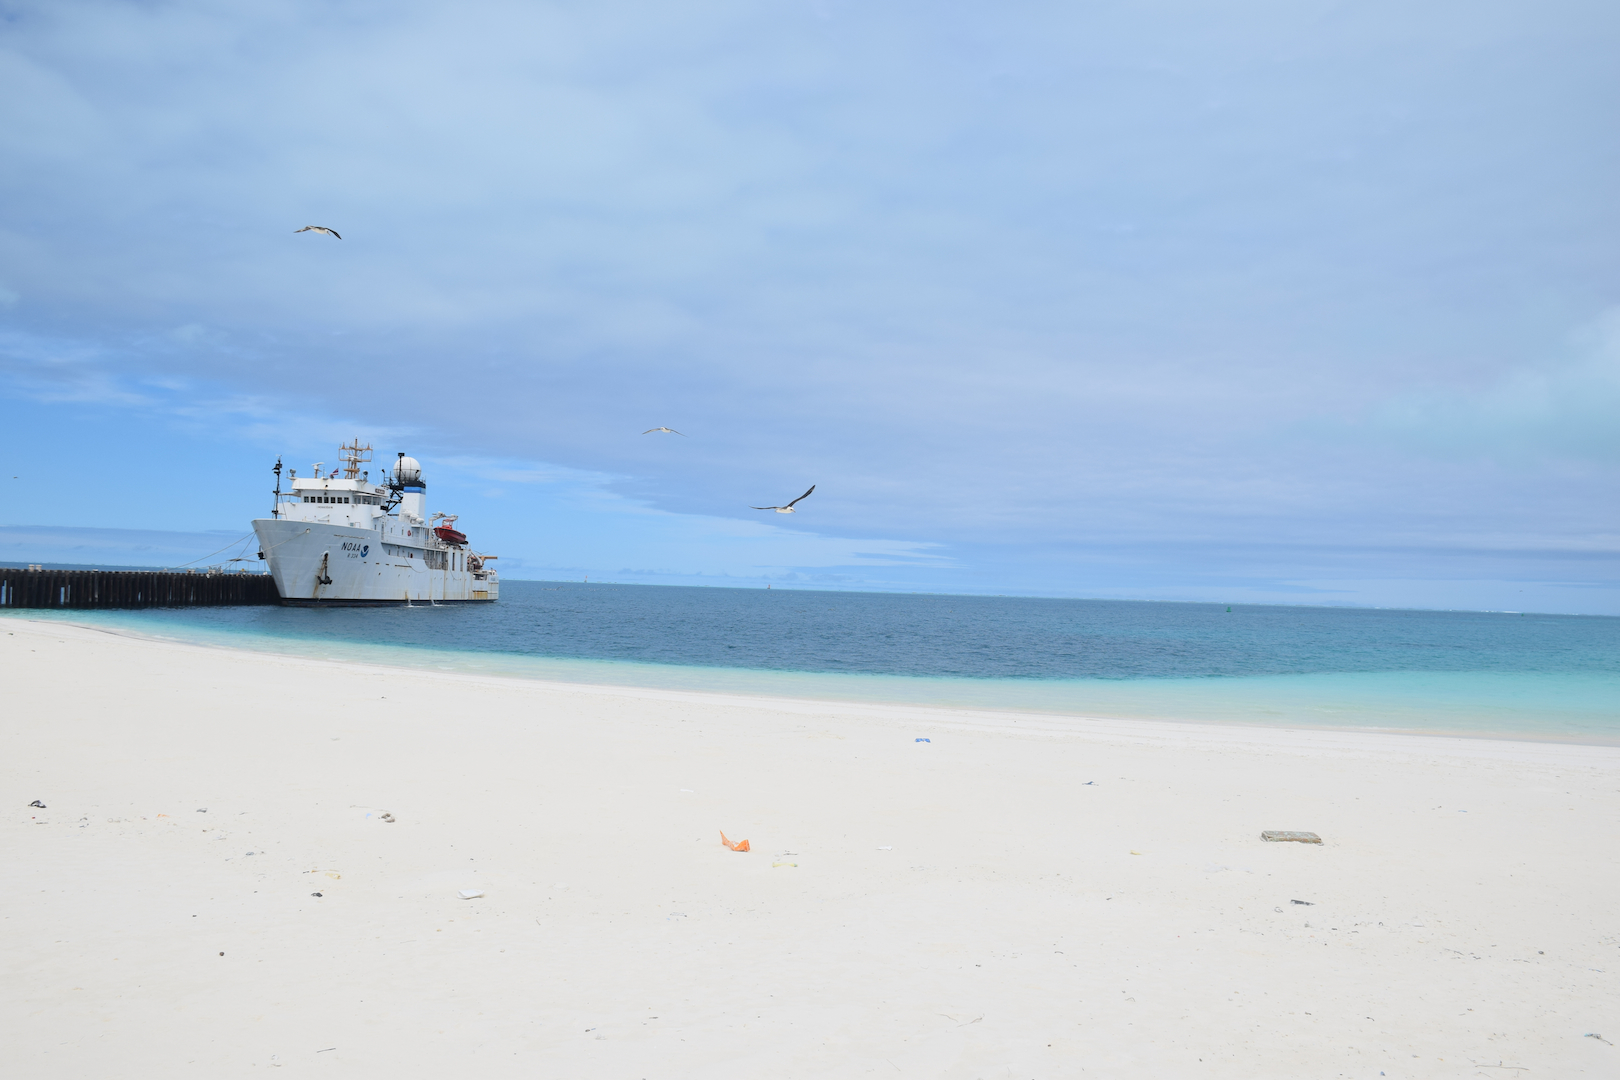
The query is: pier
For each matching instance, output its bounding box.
[0,567,281,609]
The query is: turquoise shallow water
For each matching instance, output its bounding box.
[8,581,1618,741]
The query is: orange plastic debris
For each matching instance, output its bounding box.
[720,830,750,852]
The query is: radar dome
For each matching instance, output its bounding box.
[395,454,423,484]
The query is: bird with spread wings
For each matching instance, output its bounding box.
[295,226,342,239]
[642,427,686,436]
[751,485,815,513]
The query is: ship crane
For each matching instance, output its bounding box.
[431,513,467,547]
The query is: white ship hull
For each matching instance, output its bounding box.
[253,518,497,605]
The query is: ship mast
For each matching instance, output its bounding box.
[339,439,373,480]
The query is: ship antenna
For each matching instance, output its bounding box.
[272,457,283,520]
[339,439,373,480]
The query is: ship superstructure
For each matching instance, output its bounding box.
[252,441,498,604]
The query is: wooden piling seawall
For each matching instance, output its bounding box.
[0,568,281,609]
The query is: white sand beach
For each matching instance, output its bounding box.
[3,616,1617,1078]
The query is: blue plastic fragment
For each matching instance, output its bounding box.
[915,737,930,743]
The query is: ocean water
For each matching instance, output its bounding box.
[8,581,1618,741]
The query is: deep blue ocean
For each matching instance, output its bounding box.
[9,581,1619,740]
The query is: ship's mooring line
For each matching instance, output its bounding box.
[174,533,256,569]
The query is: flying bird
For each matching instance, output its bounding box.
[751,485,815,513]
[294,226,342,239]
[642,427,687,436]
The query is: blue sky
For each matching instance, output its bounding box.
[2,0,1617,612]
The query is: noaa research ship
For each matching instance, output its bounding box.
[252,441,499,605]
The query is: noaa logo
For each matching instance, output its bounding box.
[342,542,370,557]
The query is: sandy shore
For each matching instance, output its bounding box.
[3,617,1617,1078]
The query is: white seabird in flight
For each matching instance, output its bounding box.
[642,427,687,436]
[294,226,342,239]
[751,485,815,513]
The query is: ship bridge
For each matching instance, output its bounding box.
[285,475,390,528]
[276,444,429,545]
